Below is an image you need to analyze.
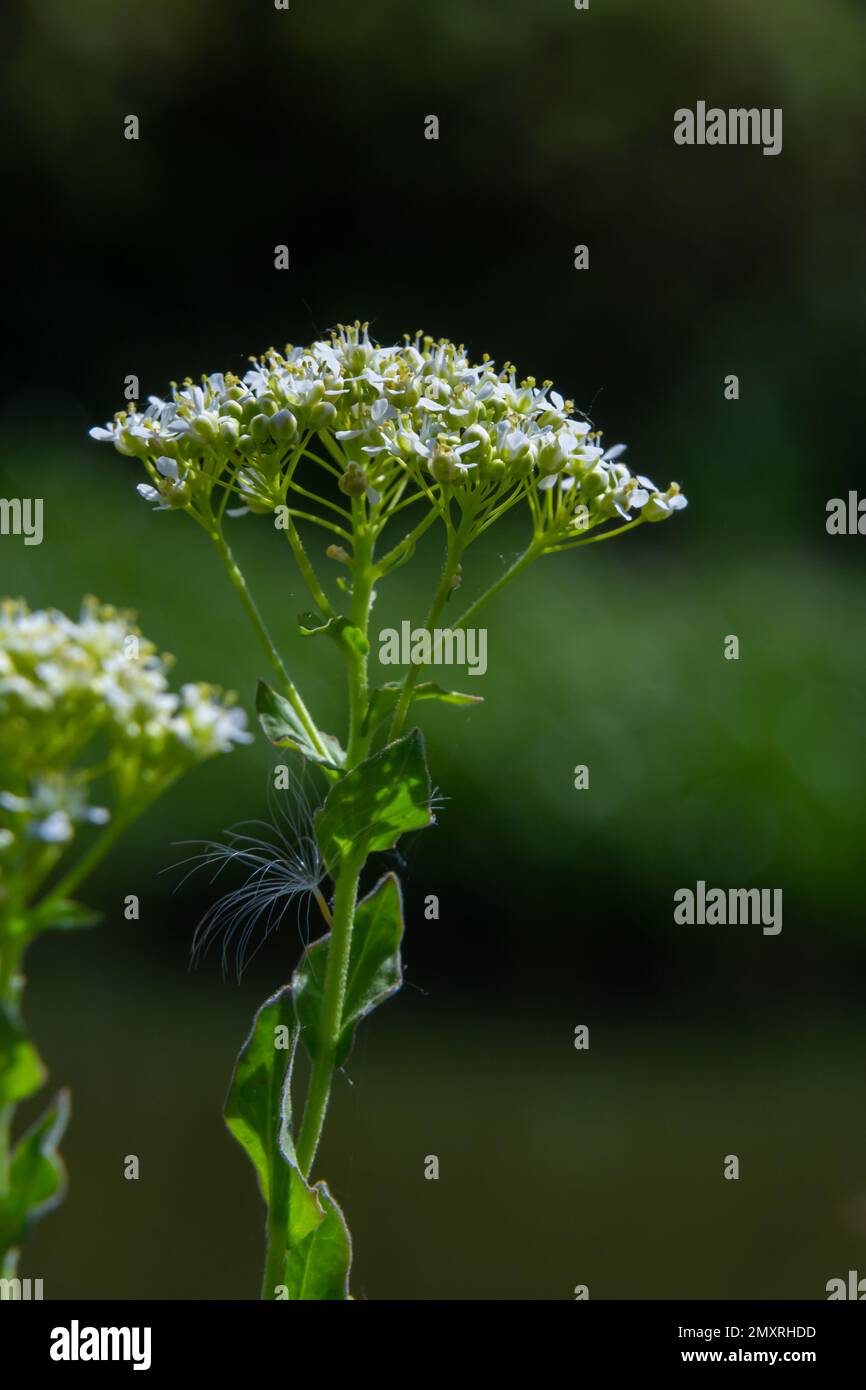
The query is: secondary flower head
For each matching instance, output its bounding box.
[89,323,687,545]
[0,597,251,911]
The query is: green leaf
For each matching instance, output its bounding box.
[286,1181,352,1300]
[314,728,432,875]
[0,1004,46,1106]
[224,986,298,1205]
[298,612,369,656]
[225,988,353,1299]
[294,872,404,1067]
[31,899,103,932]
[0,1091,70,1255]
[363,680,483,734]
[225,987,324,1288]
[256,679,345,771]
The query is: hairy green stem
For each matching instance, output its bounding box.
[0,922,25,1271]
[283,520,334,619]
[447,541,542,634]
[33,806,135,915]
[209,528,330,760]
[345,500,375,765]
[291,498,375,1192]
[388,537,541,740]
[294,853,363,1179]
[374,503,441,578]
[387,507,475,740]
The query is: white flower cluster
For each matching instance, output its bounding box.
[0,598,250,856]
[90,323,686,532]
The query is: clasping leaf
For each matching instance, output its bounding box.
[294,872,405,1068]
[224,986,351,1299]
[314,728,432,875]
[0,1090,70,1256]
[0,1004,46,1106]
[256,679,346,772]
[363,681,483,736]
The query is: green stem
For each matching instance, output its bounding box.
[387,509,472,741]
[388,537,541,740]
[447,540,541,634]
[0,1103,12,1202]
[32,806,136,915]
[283,521,334,619]
[547,516,645,552]
[374,503,441,578]
[294,853,363,1178]
[0,920,24,1268]
[209,528,330,760]
[344,498,375,766]
[291,498,376,1190]
[261,1187,288,1299]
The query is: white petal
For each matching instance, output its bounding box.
[35,811,73,844]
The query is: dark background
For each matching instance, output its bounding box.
[2,0,866,1298]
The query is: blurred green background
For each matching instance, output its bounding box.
[2,0,866,1298]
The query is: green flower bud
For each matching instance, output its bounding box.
[221,400,244,421]
[309,400,337,430]
[250,413,272,443]
[509,441,536,478]
[271,409,297,442]
[167,480,192,509]
[219,417,240,448]
[238,434,256,455]
[191,412,219,443]
[430,443,460,483]
[338,463,368,497]
[462,423,490,457]
[537,439,565,475]
[581,464,608,499]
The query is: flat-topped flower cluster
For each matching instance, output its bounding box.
[0,598,249,896]
[90,323,686,543]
